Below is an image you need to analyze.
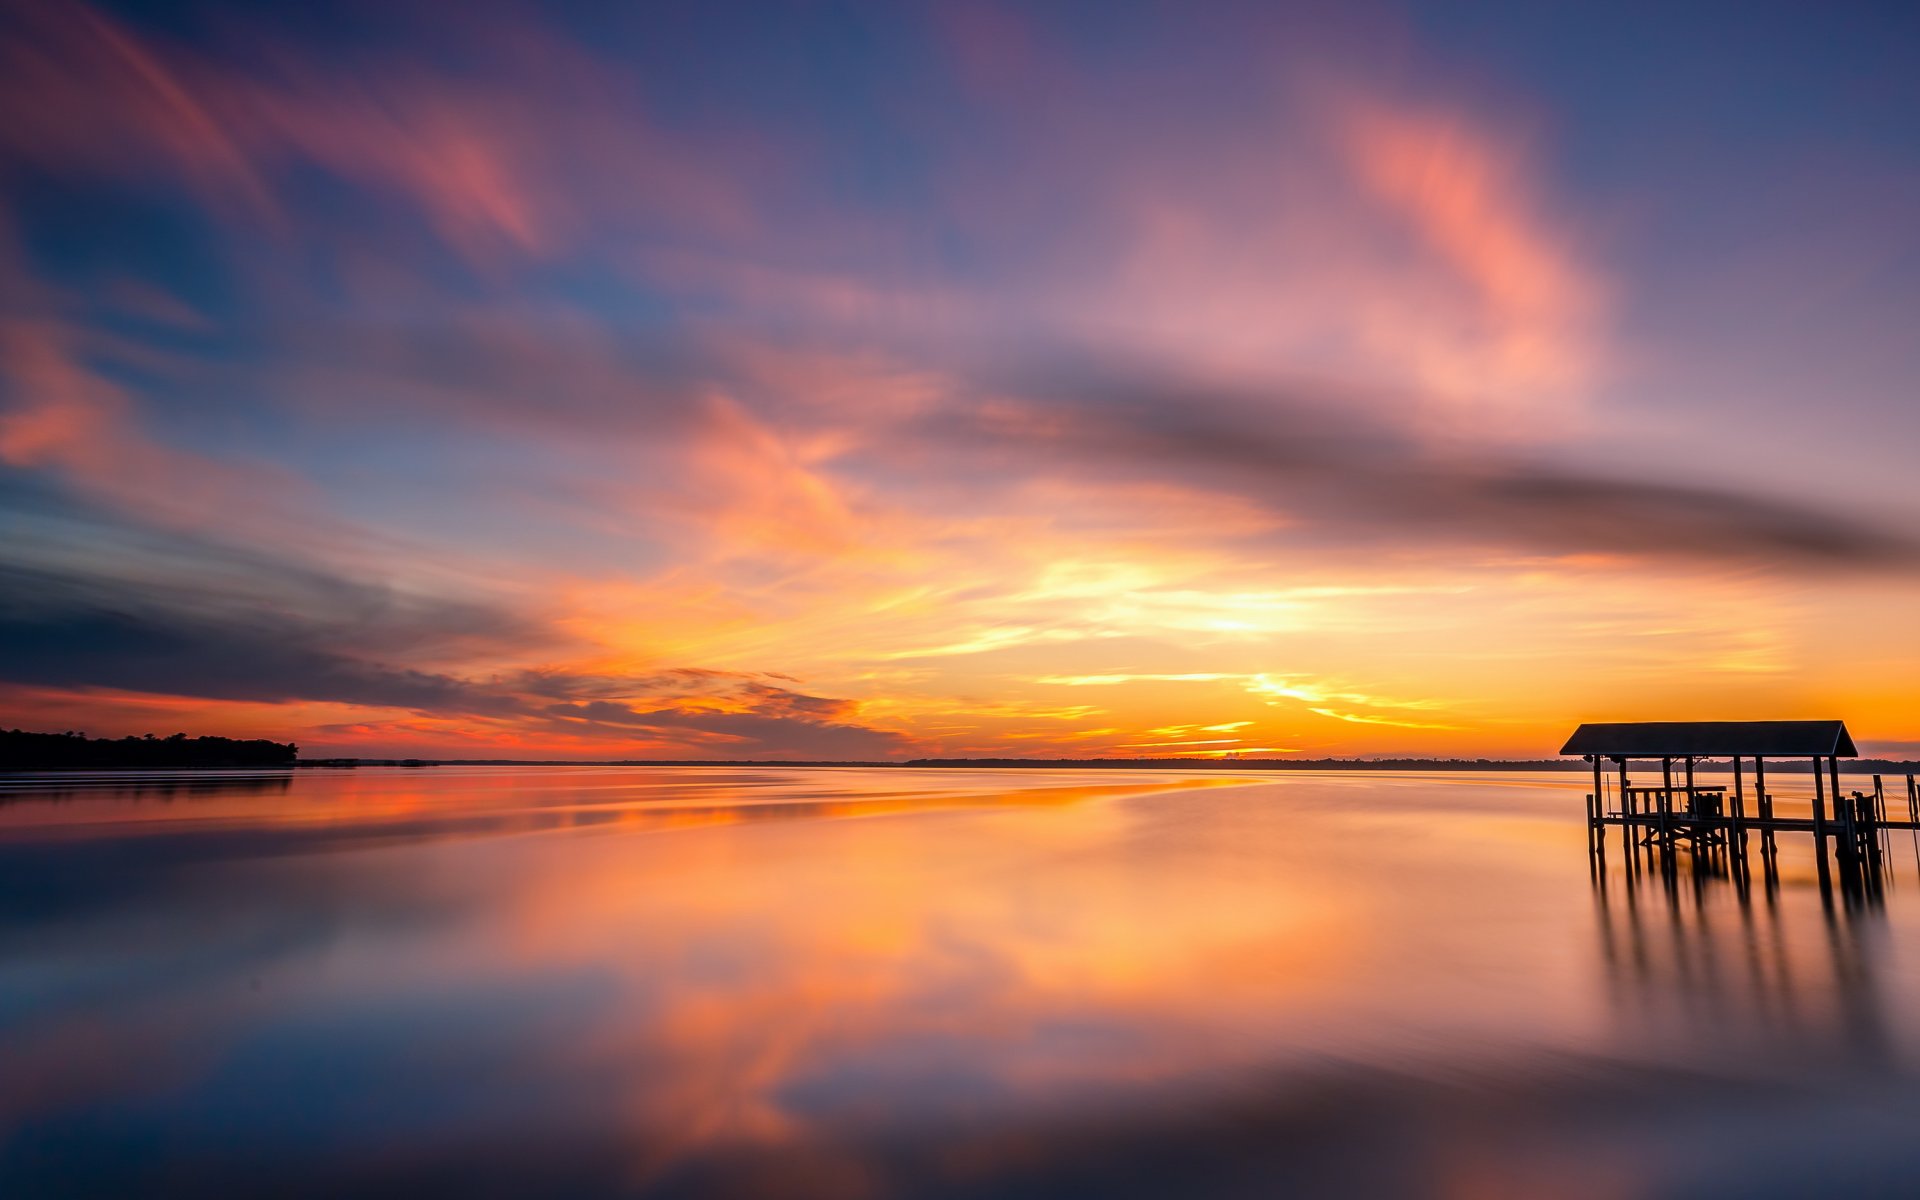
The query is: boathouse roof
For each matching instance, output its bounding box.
[1560,720,1856,758]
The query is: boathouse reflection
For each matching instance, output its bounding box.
[1592,837,1896,1070]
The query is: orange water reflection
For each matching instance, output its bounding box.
[4,768,1920,1196]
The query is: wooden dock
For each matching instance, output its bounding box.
[1563,720,1920,891]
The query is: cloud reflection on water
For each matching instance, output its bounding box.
[3,767,1919,1197]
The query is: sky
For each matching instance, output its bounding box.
[2,0,1918,761]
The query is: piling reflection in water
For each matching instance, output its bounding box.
[1593,828,1898,1074]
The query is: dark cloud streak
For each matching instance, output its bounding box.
[0,562,530,713]
[903,370,1920,570]
[0,522,907,758]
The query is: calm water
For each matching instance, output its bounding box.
[4,766,1920,1198]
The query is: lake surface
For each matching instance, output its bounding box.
[5,766,1920,1198]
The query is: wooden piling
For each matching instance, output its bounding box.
[1811,756,1828,842]
[1590,754,1604,851]
[1731,755,1746,855]
[1812,756,1832,890]
[1867,776,1884,870]
[1584,756,1596,854]
[1909,775,1920,875]
[1831,756,1848,856]
[1660,756,1675,851]
[1619,757,1635,869]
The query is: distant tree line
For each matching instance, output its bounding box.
[1,729,298,771]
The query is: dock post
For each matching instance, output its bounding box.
[1590,754,1604,853]
[1908,775,1919,875]
[1619,758,1636,870]
[1838,777,1857,867]
[1685,754,1700,852]
[1811,756,1828,841]
[1868,776,1884,871]
[1731,755,1746,863]
[1812,756,1833,891]
[1660,756,1674,855]
[1584,755,1596,857]
[1831,755,1858,872]
[1756,757,1773,859]
[1831,755,1847,840]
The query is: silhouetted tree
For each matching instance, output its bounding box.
[0,729,298,771]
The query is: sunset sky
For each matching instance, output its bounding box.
[2,0,1917,760]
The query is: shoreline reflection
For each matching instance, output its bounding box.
[0,771,294,806]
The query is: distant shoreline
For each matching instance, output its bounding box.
[10,725,1917,777]
[285,756,1920,774]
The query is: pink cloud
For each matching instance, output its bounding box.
[0,1,762,265]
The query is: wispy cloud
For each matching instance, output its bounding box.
[0,2,1915,756]
[1035,674,1239,687]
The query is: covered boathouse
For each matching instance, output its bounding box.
[1561,720,1919,886]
